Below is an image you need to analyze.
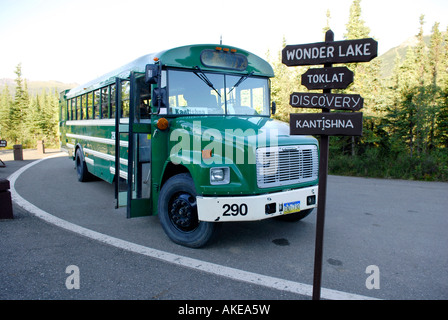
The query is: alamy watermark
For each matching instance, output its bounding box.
[365,265,380,290]
[169,120,279,167]
[65,265,80,290]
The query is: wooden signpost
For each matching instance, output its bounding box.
[282,30,377,300]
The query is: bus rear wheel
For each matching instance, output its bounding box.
[75,148,92,182]
[158,173,220,248]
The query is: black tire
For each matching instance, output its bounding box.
[158,173,220,248]
[276,208,314,222]
[75,148,92,182]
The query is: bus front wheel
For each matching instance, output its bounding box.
[158,173,220,248]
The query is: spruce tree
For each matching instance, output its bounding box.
[0,85,13,140]
[341,0,383,156]
[427,22,443,149]
[9,63,30,145]
[268,37,305,123]
[435,26,448,148]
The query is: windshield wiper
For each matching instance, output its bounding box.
[228,71,254,94]
[193,66,221,97]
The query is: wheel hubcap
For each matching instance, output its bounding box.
[169,193,198,232]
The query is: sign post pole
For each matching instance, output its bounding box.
[312,29,333,300]
[283,29,376,300]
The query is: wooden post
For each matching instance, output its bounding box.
[0,179,13,219]
[312,29,333,300]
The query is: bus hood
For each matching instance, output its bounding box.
[169,116,318,148]
[167,116,319,195]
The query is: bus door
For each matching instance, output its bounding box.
[114,74,152,218]
[114,77,129,209]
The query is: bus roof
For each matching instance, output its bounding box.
[65,44,274,99]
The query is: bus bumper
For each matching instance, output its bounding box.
[197,186,318,222]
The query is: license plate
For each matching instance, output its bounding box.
[284,200,300,214]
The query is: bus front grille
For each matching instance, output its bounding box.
[256,145,318,188]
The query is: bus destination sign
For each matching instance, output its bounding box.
[282,38,378,66]
[301,67,354,90]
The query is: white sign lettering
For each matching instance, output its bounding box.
[296,118,354,130]
[282,38,378,66]
[290,93,363,111]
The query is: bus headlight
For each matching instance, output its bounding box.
[210,167,230,185]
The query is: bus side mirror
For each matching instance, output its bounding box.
[153,87,167,108]
[145,64,159,84]
[271,101,276,115]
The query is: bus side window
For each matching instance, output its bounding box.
[81,94,86,120]
[101,87,109,119]
[121,81,130,118]
[70,99,75,120]
[110,84,116,119]
[94,90,100,119]
[87,92,93,119]
[76,97,81,120]
[67,99,71,120]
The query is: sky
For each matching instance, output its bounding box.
[0,0,447,85]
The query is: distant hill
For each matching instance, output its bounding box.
[378,35,432,79]
[0,78,78,97]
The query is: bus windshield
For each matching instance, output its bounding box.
[167,69,270,116]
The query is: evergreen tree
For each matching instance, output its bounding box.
[344,0,370,39]
[9,63,30,145]
[427,22,444,150]
[26,93,42,141]
[0,85,13,140]
[435,25,448,148]
[337,0,383,156]
[413,15,430,154]
[322,9,331,36]
[268,37,305,123]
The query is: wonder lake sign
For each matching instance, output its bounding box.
[282,37,378,66]
[282,30,378,300]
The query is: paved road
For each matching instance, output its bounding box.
[1,152,447,301]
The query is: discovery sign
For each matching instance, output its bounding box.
[282,38,378,66]
[290,92,363,111]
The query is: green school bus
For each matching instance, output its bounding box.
[59,44,319,248]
